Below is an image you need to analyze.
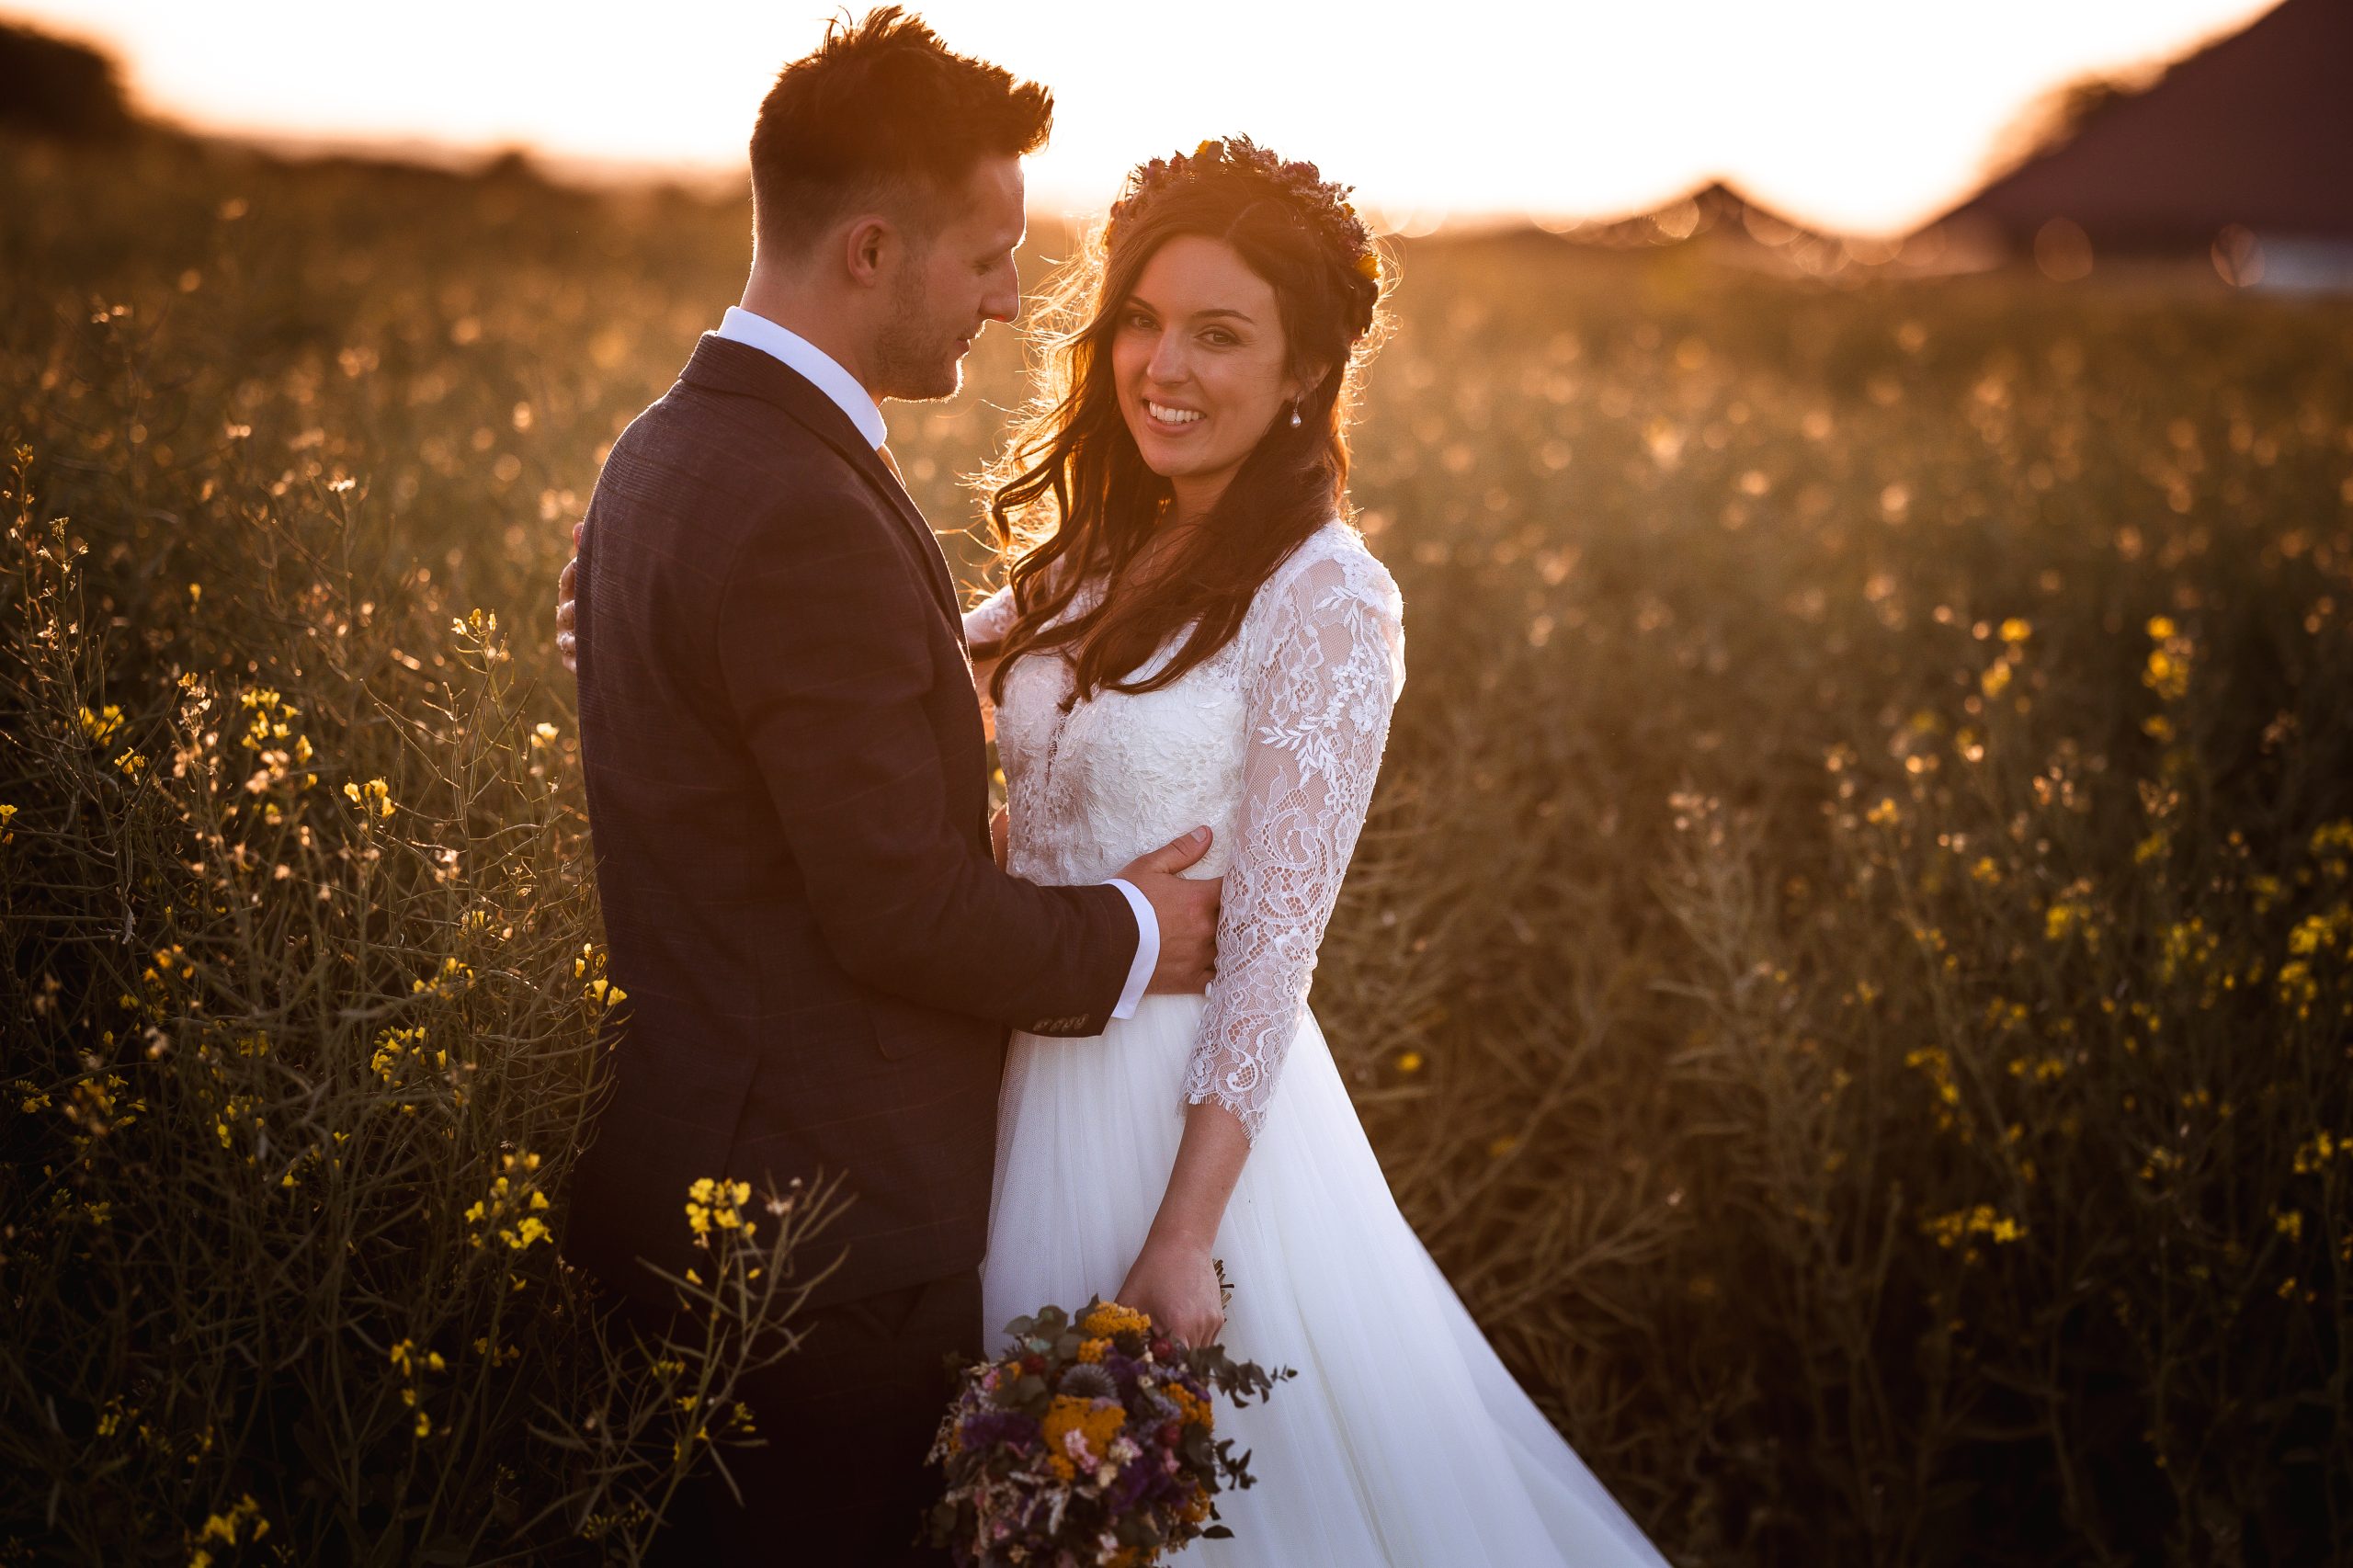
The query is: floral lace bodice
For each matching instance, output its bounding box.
[965,520,1405,1142]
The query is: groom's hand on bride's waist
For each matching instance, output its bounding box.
[1121,826,1222,995]
[553,522,582,675]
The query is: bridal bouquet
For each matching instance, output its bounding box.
[925,1294,1292,1566]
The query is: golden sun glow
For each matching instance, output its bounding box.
[11,0,2280,234]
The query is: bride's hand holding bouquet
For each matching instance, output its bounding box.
[1112,1236,1225,1351]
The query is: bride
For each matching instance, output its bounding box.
[967,137,1668,1567]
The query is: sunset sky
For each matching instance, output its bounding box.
[11,0,2280,234]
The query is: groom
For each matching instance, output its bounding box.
[560,10,1222,1563]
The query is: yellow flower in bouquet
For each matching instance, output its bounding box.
[1079,1301,1151,1339]
[1165,1381,1215,1433]
[1040,1393,1129,1483]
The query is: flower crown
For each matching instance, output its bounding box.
[1108,136,1383,337]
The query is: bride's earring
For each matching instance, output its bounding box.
[1288,400,1302,428]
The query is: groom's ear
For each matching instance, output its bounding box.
[843,214,898,289]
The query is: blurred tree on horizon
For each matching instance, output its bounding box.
[0,17,136,142]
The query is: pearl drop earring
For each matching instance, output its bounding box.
[1288,401,1302,428]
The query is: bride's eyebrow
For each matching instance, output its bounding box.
[1124,292,1256,326]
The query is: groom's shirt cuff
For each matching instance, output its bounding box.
[1103,878,1158,1020]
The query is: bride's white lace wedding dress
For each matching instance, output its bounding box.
[970,519,1670,1567]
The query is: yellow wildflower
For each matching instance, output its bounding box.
[194,1494,268,1548]
[1923,1204,2027,1250]
[2044,899,2092,944]
[79,704,123,744]
[2142,617,2194,702]
[344,778,393,817]
[500,1215,551,1251]
[2309,822,2353,886]
[370,1025,426,1084]
[2285,907,2347,958]
[685,1176,750,1239]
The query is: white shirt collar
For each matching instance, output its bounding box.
[716,306,889,449]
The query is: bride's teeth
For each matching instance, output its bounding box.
[1148,402,1202,426]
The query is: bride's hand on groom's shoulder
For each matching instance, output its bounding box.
[1116,1236,1225,1350]
[553,521,582,676]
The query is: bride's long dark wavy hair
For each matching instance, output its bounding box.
[973,137,1392,705]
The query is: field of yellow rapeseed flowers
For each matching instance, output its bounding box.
[3,130,2348,1565]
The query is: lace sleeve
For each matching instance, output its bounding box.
[1182,543,1405,1142]
[963,585,1017,650]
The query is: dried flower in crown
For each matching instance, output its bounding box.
[1108,134,1382,336]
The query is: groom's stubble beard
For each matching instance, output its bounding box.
[872,244,966,403]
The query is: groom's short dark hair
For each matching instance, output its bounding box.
[750,6,1051,256]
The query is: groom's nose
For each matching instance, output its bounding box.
[980,264,1019,325]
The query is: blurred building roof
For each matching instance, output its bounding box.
[1935,0,2353,250]
[1545,181,1816,249]
[1544,180,1949,278]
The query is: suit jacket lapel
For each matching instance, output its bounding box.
[837,440,963,630]
[678,335,962,628]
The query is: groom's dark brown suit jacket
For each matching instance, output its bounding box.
[565,334,1137,1315]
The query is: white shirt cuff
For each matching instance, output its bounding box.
[1104,878,1158,1020]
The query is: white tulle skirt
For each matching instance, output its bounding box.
[981,994,1673,1567]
